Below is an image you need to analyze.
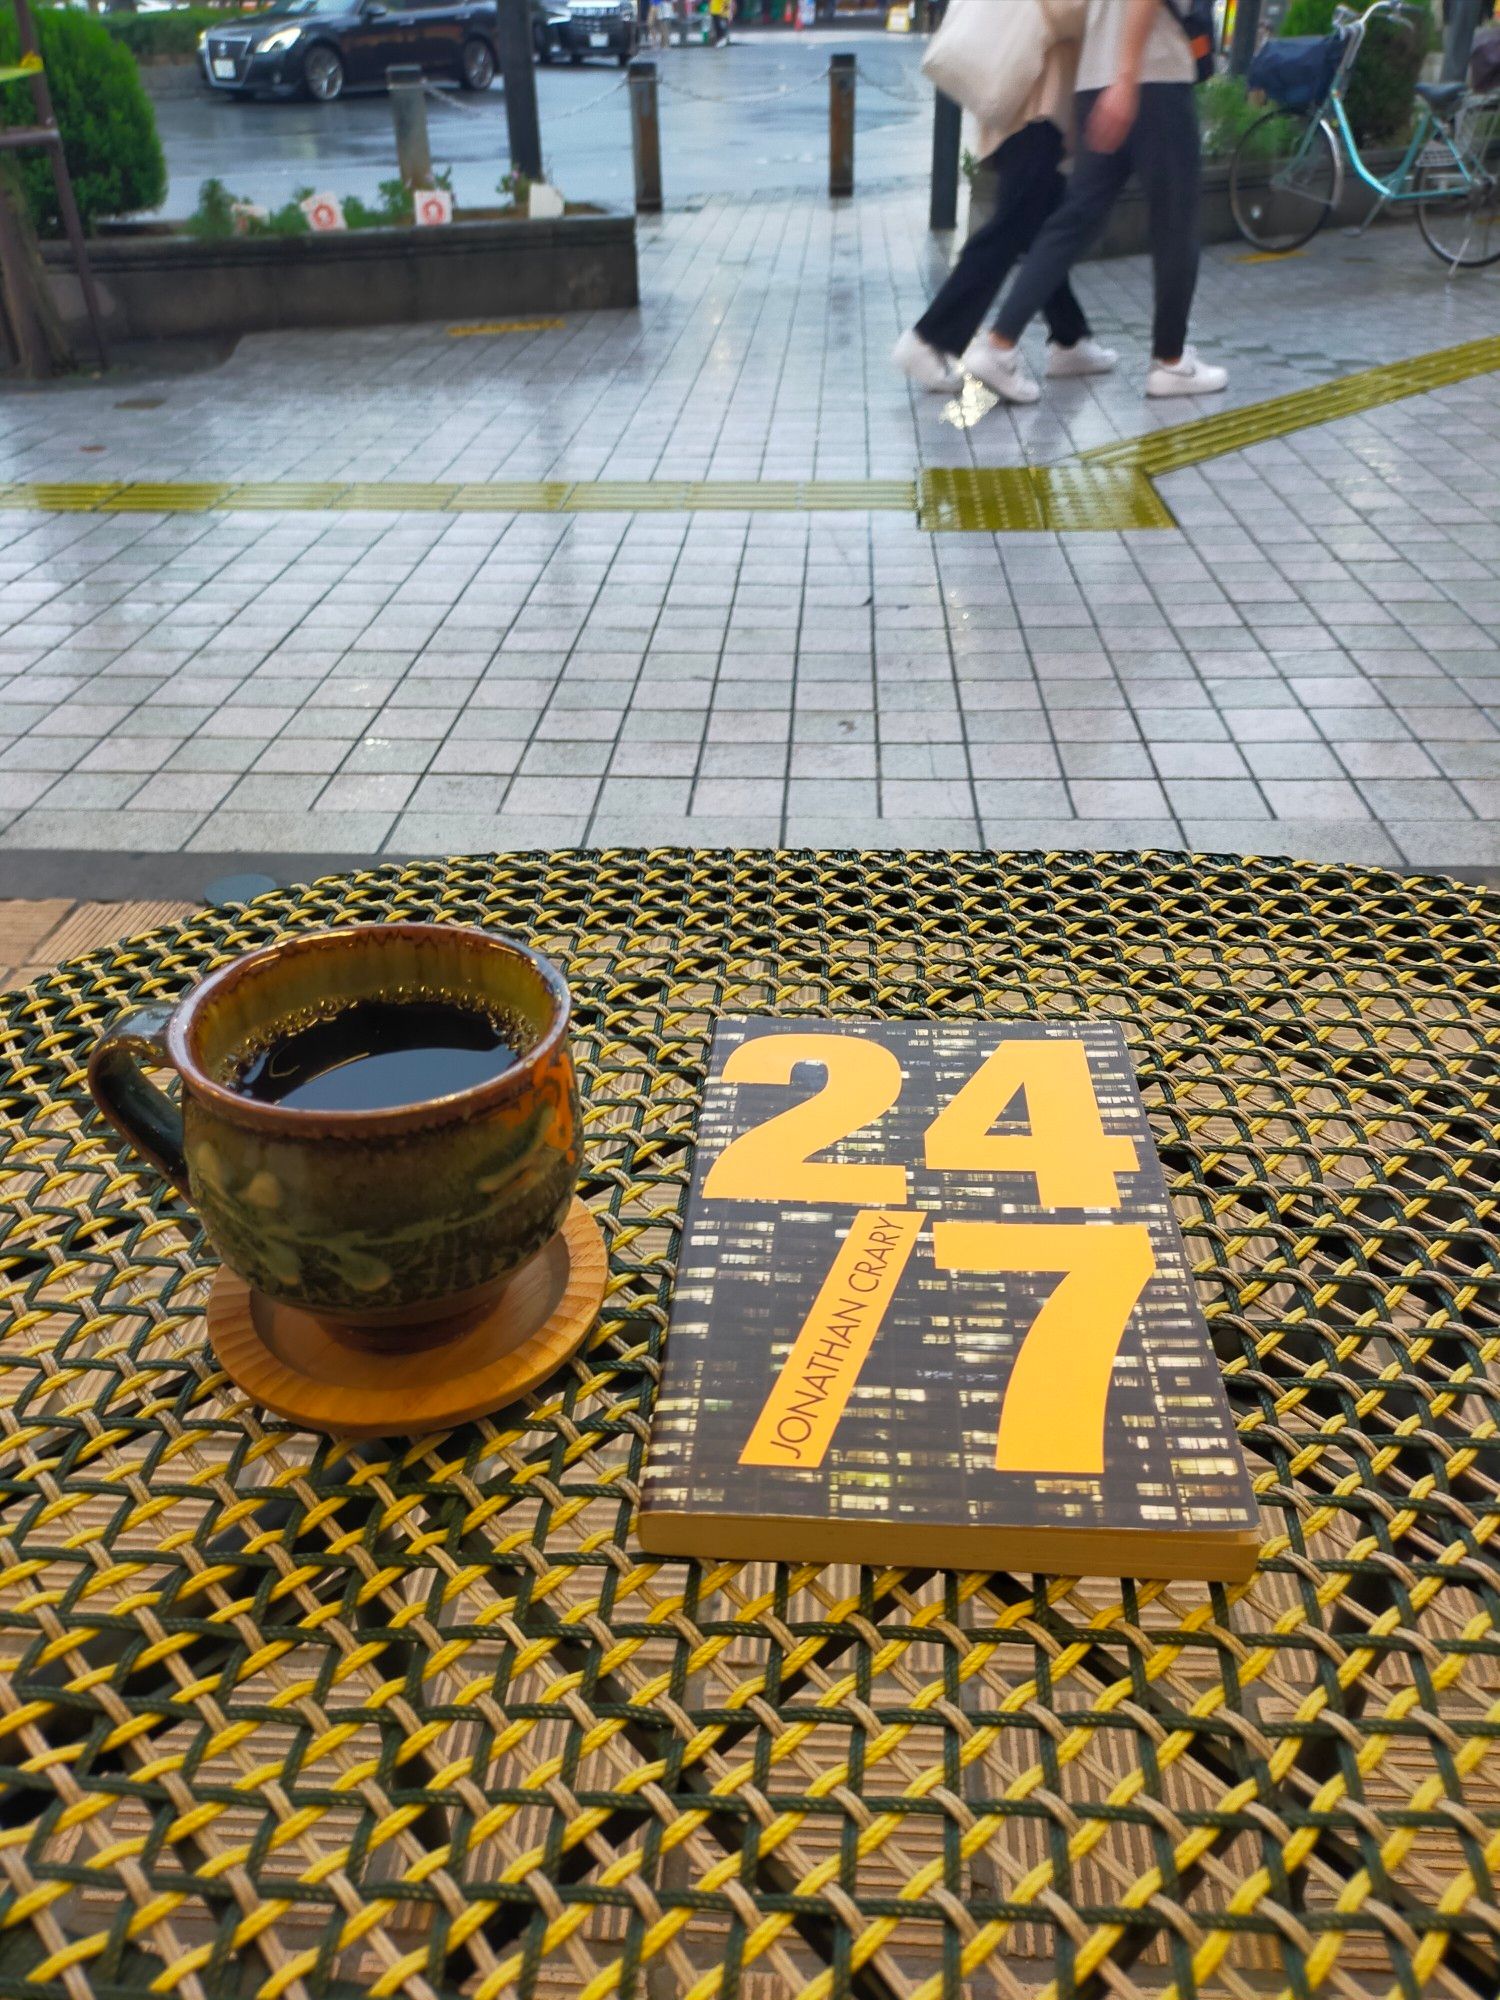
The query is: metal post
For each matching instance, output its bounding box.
[386,65,434,188]
[1228,0,1263,75]
[1442,0,1483,80]
[829,50,855,198]
[628,57,661,214]
[494,0,543,183]
[929,86,960,231]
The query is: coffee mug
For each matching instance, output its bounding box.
[88,923,581,1329]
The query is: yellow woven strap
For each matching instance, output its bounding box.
[0,850,1498,2000]
[0,51,42,82]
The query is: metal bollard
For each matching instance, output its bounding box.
[386,65,434,189]
[1227,0,1262,75]
[1443,0,1484,78]
[496,0,543,183]
[829,51,855,198]
[928,87,960,231]
[629,57,662,214]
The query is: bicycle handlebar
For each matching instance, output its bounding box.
[1332,0,1423,30]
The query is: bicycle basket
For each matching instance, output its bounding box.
[1248,32,1344,112]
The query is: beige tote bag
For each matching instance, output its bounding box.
[921,0,1086,131]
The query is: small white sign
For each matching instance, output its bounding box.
[300,192,346,232]
[413,187,454,226]
[529,181,565,220]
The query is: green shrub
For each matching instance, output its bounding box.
[185,174,441,238]
[0,5,165,234]
[186,176,314,237]
[1201,71,1300,156]
[1278,0,1434,143]
[102,6,225,65]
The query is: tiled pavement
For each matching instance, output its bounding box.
[1,190,1499,883]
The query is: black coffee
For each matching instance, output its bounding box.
[232,998,523,1113]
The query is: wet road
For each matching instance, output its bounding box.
[153,27,931,216]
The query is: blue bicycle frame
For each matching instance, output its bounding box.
[1310,1,1477,210]
[1324,90,1466,206]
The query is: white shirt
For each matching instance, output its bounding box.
[1076,0,1195,92]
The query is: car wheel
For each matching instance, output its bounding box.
[617,46,629,63]
[569,48,584,61]
[302,44,344,101]
[460,35,495,87]
[533,21,554,60]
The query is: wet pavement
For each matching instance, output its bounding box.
[2,184,1499,884]
[153,26,929,216]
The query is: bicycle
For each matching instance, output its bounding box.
[1229,0,1500,268]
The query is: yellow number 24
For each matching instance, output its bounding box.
[704,1031,1138,1210]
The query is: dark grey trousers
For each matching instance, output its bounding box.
[914,121,1090,357]
[993,83,1201,362]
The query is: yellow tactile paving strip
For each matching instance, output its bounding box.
[917,464,1175,533]
[1083,331,1500,478]
[446,318,568,336]
[5,334,1498,529]
[0,477,918,515]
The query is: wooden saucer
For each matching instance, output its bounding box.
[206,1197,607,1436]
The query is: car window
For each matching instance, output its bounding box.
[253,0,350,18]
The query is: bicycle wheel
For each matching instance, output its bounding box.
[1417,153,1500,267]
[1230,113,1338,252]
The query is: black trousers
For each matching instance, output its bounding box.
[994,83,1201,362]
[914,120,1089,357]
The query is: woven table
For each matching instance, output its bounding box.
[1,848,1497,2000]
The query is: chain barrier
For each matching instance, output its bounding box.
[418,76,491,115]
[413,54,921,118]
[543,74,632,119]
[852,57,929,103]
[655,60,831,104]
[414,71,627,120]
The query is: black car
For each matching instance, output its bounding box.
[199,0,516,100]
[547,0,634,63]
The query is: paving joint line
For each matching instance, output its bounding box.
[3,333,1498,533]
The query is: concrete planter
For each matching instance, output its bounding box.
[965,148,1405,256]
[43,211,639,341]
[1096,149,1403,256]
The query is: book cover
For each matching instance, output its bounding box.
[639,1017,1260,1580]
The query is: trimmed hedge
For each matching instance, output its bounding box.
[1279,0,1434,143]
[0,6,165,235]
[102,7,226,65]
[1201,71,1300,157]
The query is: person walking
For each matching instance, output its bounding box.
[893,41,1117,396]
[708,0,730,45]
[969,0,1228,403]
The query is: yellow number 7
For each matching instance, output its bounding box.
[933,1222,1155,1475]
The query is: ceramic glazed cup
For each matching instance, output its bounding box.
[87,923,580,1331]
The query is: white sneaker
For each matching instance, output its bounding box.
[1045,336,1118,378]
[959,337,1040,404]
[1146,347,1228,398]
[892,329,962,394]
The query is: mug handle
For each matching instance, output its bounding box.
[87,1003,190,1195]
